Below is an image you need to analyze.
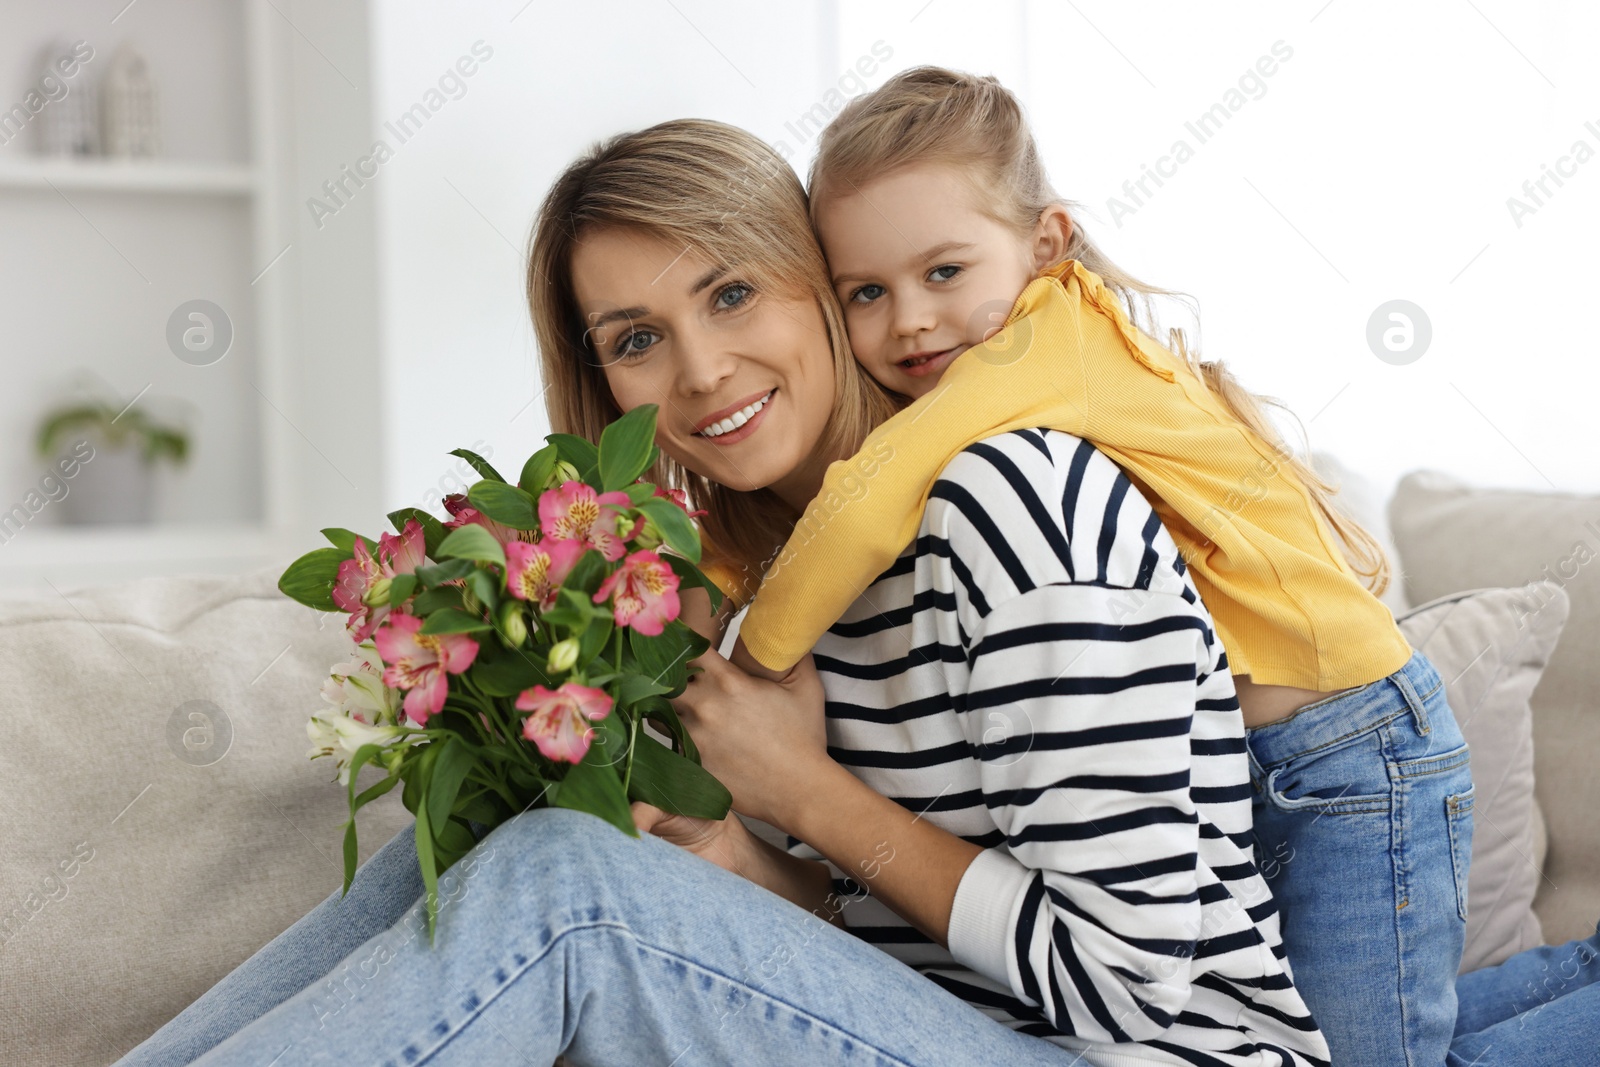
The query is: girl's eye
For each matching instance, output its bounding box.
[610,330,659,361]
[716,283,752,309]
[929,264,962,283]
[849,283,886,305]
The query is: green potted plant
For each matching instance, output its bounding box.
[36,400,190,524]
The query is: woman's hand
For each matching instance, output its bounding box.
[670,647,830,836]
[630,801,753,880]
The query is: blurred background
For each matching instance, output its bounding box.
[1,0,1594,595]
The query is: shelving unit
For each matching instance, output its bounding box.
[0,158,257,195]
[0,0,301,595]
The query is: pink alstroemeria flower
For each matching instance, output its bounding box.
[442,493,534,547]
[516,682,613,764]
[504,538,587,611]
[539,481,639,561]
[592,549,681,636]
[373,612,480,725]
[653,485,708,519]
[332,520,427,641]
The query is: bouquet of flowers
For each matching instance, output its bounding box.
[277,404,729,941]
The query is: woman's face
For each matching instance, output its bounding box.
[570,227,837,506]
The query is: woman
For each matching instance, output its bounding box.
[115,120,1594,1067]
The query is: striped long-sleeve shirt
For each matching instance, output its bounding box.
[785,429,1329,1067]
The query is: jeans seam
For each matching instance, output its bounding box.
[405,918,923,1067]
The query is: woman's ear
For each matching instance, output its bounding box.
[1030,204,1074,272]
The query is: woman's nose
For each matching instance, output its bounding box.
[674,334,738,397]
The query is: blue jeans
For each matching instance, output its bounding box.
[114,807,1080,1066]
[1246,647,1600,1066]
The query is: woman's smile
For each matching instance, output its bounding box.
[692,387,776,444]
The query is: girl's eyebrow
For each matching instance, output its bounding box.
[831,240,976,286]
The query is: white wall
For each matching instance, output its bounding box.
[365,0,1597,516]
[365,0,845,515]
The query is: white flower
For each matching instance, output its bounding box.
[306,709,407,787]
[321,641,402,727]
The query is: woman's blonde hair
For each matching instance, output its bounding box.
[806,65,1391,597]
[527,118,900,603]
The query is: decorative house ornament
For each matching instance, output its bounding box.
[102,44,160,158]
[33,38,98,156]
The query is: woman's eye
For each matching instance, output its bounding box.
[929,264,962,282]
[611,330,658,360]
[849,283,886,304]
[716,283,752,309]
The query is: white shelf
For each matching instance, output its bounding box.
[0,157,257,195]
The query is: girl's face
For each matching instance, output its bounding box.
[814,161,1044,400]
[570,226,837,508]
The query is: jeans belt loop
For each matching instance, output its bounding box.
[1393,666,1430,736]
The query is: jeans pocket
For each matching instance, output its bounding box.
[1447,786,1475,921]
[1264,730,1392,815]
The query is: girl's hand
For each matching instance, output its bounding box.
[670,647,830,836]
[630,801,753,880]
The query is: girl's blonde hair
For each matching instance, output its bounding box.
[806,65,1391,598]
[527,118,900,604]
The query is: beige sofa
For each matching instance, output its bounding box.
[1,458,1595,1065]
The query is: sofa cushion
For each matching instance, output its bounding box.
[1395,584,1567,972]
[0,567,414,1067]
[1391,470,1600,947]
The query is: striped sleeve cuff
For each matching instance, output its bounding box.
[946,846,1034,989]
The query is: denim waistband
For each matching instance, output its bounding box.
[1244,648,1442,769]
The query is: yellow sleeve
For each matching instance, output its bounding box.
[738,261,1176,672]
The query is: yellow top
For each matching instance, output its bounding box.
[705,259,1413,690]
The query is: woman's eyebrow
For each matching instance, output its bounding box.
[588,306,649,329]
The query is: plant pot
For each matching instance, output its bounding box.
[57,446,154,525]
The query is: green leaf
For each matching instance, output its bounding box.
[563,549,608,596]
[467,481,540,529]
[436,525,506,568]
[548,434,600,485]
[449,447,505,483]
[471,649,553,697]
[577,611,613,667]
[388,509,449,557]
[622,482,657,505]
[552,744,636,837]
[519,444,559,494]
[634,497,701,563]
[599,404,658,491]
[320,528,375,555]
[585,700,631,773]
[419,608,492,635]
[427,738,475,834]
[353,772,400,811]
[342,819,360,898]
[388,573,418,609]
[614,674,673,707]
[629,623,706,695]
[465,567,500,612]
[639,696,699,763]
[432,816,477,866]
[415,798,441,944]
[626,732,732,820]
[416,558,475,587]
[278,547,348,612]
[664,554,723,614]
[412,584,467,615]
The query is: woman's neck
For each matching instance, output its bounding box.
[765,443,844,514]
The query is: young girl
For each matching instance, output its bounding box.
[717,66,1600,1065]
